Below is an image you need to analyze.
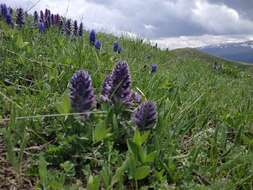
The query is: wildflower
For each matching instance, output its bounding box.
[151,64,157,73]
[38,21,45,33]
[69,70,96,116]
[34,11,38,23]
[113,42,119,52]
[6,13,13,27]
[100,75,112,102]
[16,8,25,27]
[79,22,83,37]
[132,101,157,131]
[110,61,132,104]
[95,40,101,50]
[73,20,78,36]
[40,10,44,21]
[131,91,142,104]
[65,19,72,35]
[1,4,7,18]
[89,30,96,45]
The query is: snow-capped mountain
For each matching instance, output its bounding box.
[198,41,253,64]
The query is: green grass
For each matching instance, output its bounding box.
[0,19,253,190]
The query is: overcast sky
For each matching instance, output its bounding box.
[1,0,253,49]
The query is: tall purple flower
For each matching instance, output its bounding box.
[109,61,132,104]
[65,19,72,35]
[132,101,157,131]
[100,75,112,102]
[151,64,157,73]
[16,8,25,27]
[6,13,13,27]
[113,42,119,52]
[95,40,101,50]
[69,70,96,115]
[89,30,96,45]
[38,21,45,33]
[40,10,44,21]
[73,20,78,36]
[1,4,7,18]
[34,11,38,23]
[79,22,83,37]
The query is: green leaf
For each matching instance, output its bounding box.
[133,130,150,146]
[39,155,48,189]
[133,166,150,180]
[55,93,71,115]
[87,175,100,190]
[94,121,111,143]
[127,140,140,159]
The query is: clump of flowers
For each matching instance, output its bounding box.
[132,101,157,131]
[69,70,96,117]
[16,8,25,27]
[89,30,96,45]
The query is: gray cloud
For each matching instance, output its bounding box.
[1,0,253,48]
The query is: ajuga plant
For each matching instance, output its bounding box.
[16,8,25,27]
[100,75,112,102]
[73,20,78,36]
[38,20,45,33]
[89,29,96,45]
[78,22,83,37]
[65,19,72,36]
[151,64,157,73]
[0,4,7,18]
[109,61,132,104]
[69,70,96,119]
[132,101,157,131]
[34,11,38,23]
[95,40,101,50]
[6,13,13,27]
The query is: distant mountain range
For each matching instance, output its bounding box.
[198,41,253,64]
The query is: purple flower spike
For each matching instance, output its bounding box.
[38,21,45,33]
[34,11,38,23]
[73,20,78,36]
[1,4,7,18]
[40,10,44,21]
[100,75,112,102]
[16,8,25,27]
[131,91,142,104]
[65,19,72,35]
[110,61,132,104]
[89,30,96,45]
[132,101,157,131]
[70,70,96,116]
[151,64,157,73]
[79,22,83,37]
[95,40,101,50]
[113,42,119,52]
[6,13,13,27]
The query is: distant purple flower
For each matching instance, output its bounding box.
[50,14,54,25]
[38,21,45,33]
[6,13,13,27]
[113,42,122,53]
[34,11,38,23]
[73,20,78,36]
[65,19,72,35]
[89,30,96,45]
[151,64,157,73]
[113,42,119,52]
[100,75,112,102]
[16,8,25,27]
[110,61,132,104]
[8,7,13,15]
[1,4,7,18]
[131,91,142,104]
[40,10,44,21]
[69,70,96,115]
[132,101,157,131]
[78,22,83,37]
[95,40,101,50]
[55,14,60,25]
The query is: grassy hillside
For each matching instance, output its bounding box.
[0,18,253,190]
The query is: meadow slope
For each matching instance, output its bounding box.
[0,18,253,190]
